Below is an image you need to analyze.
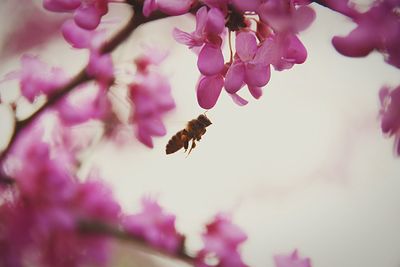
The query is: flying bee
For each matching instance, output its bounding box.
[166,114,212,155]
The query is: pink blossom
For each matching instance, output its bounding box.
[224,32,271,96]
[123,198,184,254]
[274,249,311,267]
[379,85,400,155]
[195,213,248,267]
[1,55,69,102]
[173,6,226,76]
[129,71,175,148]
[260,33,308,71]
[62,20,114,83]
[143,0,193,17]
[129,48,175,147]
[257,0,316,33]
[57,83,111,125]
[331,0,400,68]
[43,0,108,30]
[1,132,121,267]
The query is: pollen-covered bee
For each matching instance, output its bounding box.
[166,114,212,155]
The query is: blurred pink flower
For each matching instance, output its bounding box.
[196,213,248,267]
[62,20,114,83]
[123,197,184,253]
[43,0,109,30]
[274,249,311,267]
[129,71,175,147]
[57,83,111,125]
[331,0,400,68]
[1,133,121,267]
[257,0,316,33]
[143,0,193,17]
[1,55,69,102]
[129,49,175,147]
[379,85,400,155]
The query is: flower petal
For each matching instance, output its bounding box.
[74,5,102,30]
[224,62,245,93]
[197,44,224,76]
[332,27,376,57]
[230,93,248,106]
[285,34,307,64]
[232,0,261,11]
[206,8,225,34]
[43,0,80,12]
[248,85,263,99]
[157,0,193,16]
[236,32,257,62]
[196,75,224,109]
[245,63,270,87]
[294,5,316,32]
[61,20,94,49]
[143,0,157,17]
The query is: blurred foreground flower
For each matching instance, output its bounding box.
[274,249,311,267]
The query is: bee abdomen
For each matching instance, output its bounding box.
[166,130,186,155]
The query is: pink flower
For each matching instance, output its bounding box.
[257,0,316,33]
[379,85,400,155]
[43,0,109,30]
[1,55,69,102]
[143,0,193,17]
[2,132,121,267]
[274,249,311,267]
[331,0,400,68]
[173,6,226,76]
[129,71,175,147]
[195,213,248,267]
[57,83,111,125]
[261,33,308,71]
[224,32,271,97]
[62,20,114,83]
[123,198,184,254]
[128,48,175,147]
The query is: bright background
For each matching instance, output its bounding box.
[0,1,400,267]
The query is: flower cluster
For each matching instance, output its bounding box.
[326,0,400,68]
[0,125,121,267]
[379,85,400,155]
[123,197,184,253]
[129,49,176,147]
[174,0,315,109]
[195,214,248,267]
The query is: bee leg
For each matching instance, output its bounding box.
[183,139,189,152]
[187,140,196,155]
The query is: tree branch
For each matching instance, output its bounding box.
[78,219,195,265]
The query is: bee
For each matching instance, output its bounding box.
[166,114,212,155]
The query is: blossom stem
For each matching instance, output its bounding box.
[228,30,234,64]
[78,219,195,265]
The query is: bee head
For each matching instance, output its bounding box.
[198,114,212,126]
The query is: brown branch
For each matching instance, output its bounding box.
[78,219,195,265]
